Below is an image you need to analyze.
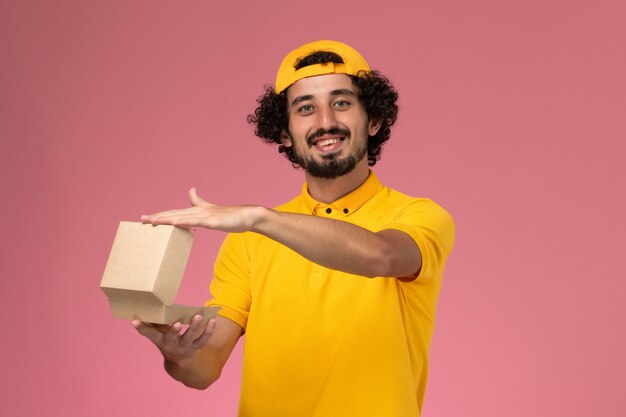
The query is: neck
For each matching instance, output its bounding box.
[304,159,370,203]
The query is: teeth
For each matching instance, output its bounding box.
[317,138,341,147]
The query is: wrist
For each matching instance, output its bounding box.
[249,206,273,233]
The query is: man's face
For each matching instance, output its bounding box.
[282,73,380,179]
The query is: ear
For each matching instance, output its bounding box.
[280,130,292,147]
[368,118,382,137]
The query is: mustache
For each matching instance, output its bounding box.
[306,128,351,147]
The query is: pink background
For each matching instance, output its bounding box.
[1,0,624,415]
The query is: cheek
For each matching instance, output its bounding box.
[289,120,312,139]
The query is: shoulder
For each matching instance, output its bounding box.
[376,185,453,222]
[375,185,455,249]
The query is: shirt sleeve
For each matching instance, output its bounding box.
[379,199,455,281]
[205,233,252,329]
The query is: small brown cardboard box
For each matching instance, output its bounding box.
[100,221,219,324]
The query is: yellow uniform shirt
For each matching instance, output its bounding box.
[207,171,455,417]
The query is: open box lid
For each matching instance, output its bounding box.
[100,221,219,324]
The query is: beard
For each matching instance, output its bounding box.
[289,128,368,179]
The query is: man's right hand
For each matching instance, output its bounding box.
[132,315,215,367]
[131,314,242,389]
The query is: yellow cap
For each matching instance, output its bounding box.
[274,40,371,93]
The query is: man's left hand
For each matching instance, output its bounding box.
[141,188,262,233]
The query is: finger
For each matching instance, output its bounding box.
[192,331,211,348]
[140,210,203,227]
[163,322,184,345]
[192,317,217,348]
[189,187,210,207]
[179,315,207,346]
[132,320,164,346]
[141,212,175,224]
[154,207,207,217]
[160,216,207,229]
[150,212,221,229]
[140,214,155,223]
[140,211,183,223]
[205,316,217,335]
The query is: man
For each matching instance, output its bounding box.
[136,40,455,416]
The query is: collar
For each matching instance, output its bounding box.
[301,171,382,218]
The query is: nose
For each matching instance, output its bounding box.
[317,105,338,130]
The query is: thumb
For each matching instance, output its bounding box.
[189,187,209,206]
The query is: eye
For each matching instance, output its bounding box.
[333,100,351,109]
[297,104,314,114]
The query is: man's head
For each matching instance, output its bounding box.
[273,40,371,94]
[247,40,398,176]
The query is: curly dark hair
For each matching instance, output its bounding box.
[247,51,399,166]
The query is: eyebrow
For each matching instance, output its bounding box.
[290,89,357,106]
[330,88,357,97]
[291,95,314,106]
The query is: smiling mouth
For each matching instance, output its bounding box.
[311,136,346,153]
[316,137,343,147]
[307,128,350,147]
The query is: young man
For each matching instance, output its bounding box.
[136,40,455,416]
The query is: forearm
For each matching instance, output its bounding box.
[139,316,241,391]
[141,195,421,278]
[251,207,419,278]
[164,346,222,390]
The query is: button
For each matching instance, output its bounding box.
[325,208,332,214]
[343,208,349,214]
